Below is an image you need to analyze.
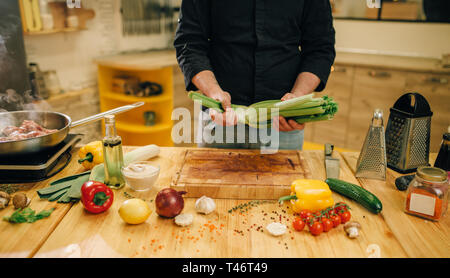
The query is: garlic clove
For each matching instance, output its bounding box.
[195,196,216,215]
[266,222,287,237]
[174,213,194,227]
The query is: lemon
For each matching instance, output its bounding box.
[118,198,151,224]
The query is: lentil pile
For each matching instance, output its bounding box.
[132,200,296,256]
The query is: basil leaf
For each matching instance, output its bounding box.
[3,207,55,224]
[34,208,55,221]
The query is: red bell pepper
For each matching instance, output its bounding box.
[81,181,114,214]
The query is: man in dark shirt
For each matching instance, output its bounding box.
[174,0,336,150]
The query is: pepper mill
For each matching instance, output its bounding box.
[434,131,450,172]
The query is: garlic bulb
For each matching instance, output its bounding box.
[195,196,216,215]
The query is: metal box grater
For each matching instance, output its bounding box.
[385,93,433,174]
[356,109,387,180]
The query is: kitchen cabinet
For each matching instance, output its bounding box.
[404,72,450,151]
[347,67,408,150]
[309,65,354,148]
[309,54,450,152]
[95,51,176,147]
[173,66,190,109]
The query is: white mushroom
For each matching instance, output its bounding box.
[174,213,194,227]
[195,196,216,215]
[344,221,361,239]
[266,222,287,237]
[0,191,11,209]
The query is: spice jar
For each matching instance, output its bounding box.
[405,166,448,221]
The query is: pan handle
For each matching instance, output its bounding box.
[70,102,144,128]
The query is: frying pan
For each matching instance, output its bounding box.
[0,102,144,156]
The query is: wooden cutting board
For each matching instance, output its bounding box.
[170,149,311,199]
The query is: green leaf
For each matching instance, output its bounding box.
[49,171,91,186]
[48,189,69,202]
[37,182,72,197]
[34,208,55,221]
[66,174,90,200]
[3,207,55,224]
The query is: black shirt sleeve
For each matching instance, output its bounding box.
[173,0,212,91]
[298,0,336,92]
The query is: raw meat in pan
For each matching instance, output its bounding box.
[0,120,57,142]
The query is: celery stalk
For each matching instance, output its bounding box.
[273,93,314,109]
[279,106,327,117]
[188,91,224,112]
[187,91,338,128]
[294,114,333,124]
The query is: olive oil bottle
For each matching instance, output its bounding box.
[103,115,125,189]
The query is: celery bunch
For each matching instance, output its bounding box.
[188,91,338,128]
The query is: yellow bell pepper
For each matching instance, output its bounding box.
[279,179,334,213]
[78,141,104,170]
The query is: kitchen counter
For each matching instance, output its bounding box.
[0,147,448,258]
[334,51,450,74]
[95,49,450,74]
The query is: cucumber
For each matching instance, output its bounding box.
[325,178,382,214]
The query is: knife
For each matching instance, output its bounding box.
[325,143,340,179]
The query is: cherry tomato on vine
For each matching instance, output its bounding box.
[313,211,322,217]
[330,214,341,227]
[340,211,351,224]
[321,209,331,218]
[334,203,349,215]
[299,210,313,220]
[292,217,306,231]
[321,217,334,232]
[306,216,318,227]
[309,222,323,236]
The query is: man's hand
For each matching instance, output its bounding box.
[206,90,237,126]
[207,90,232,110]
[273,116,305,132]
[273,92,306,132]
[281,92,301,101]
[192,71,238,126]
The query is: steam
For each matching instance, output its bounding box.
[0,88,52,131]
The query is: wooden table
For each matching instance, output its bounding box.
[0,147,448,258]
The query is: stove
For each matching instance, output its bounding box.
[0,134,83,183]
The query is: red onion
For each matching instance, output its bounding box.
[155,188,187,218]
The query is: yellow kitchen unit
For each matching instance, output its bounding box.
[96,50,178,146]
